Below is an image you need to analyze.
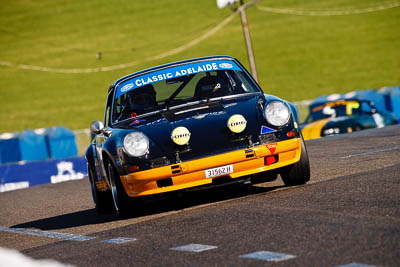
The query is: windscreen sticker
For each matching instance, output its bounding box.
[115,60,241,98]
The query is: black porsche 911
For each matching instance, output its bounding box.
[86,56,310,215]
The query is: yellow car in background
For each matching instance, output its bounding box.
[301,99,398,140]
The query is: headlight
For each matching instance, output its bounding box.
[123,132,149,157]
[264,101,290,127]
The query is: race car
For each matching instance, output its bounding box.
[86,56,310,215]
[301,98,398,140]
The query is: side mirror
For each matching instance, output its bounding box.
[90,120,105,135]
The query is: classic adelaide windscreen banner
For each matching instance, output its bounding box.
[115,60,242,98]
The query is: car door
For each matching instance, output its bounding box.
[93,88,114,186]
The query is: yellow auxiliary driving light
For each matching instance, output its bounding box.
[171,126,191,145]
[227,114,247,134]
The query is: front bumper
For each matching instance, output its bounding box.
[120,138,302,197]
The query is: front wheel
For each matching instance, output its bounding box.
[107,162,132,216]
[280,138,310,186]
[88,164,113,214]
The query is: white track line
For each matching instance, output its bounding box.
[240,251,296,262]
[1,1,399,73]
[0,12,235,74]
[0,0,266,74]
[0,8,238,73]
[170,244,218,252]
[256,1,400,16]
[339,146,400,159]
[0,226,95,241]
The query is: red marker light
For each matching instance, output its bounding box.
[287,131,295,138]
[128,165,140,172]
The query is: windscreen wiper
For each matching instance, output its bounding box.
[165,74,195,109]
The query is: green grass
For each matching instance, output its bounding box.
[0,0,399,133]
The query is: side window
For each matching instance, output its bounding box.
[105,106,111,127]
[234,71,258,93]
[104,89,113,127]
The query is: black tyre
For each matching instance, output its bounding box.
[107,162,132,216]
[280,138,310,186]
[88,165,114,213]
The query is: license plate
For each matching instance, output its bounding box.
[205,164,234,178]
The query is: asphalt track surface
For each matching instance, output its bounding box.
[1,125,399,266]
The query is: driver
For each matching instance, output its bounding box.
[126,84,157,113]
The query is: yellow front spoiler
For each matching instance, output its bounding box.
[120,138,301,197]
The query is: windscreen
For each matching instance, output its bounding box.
[112,60,260,124]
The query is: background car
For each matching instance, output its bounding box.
[86,56,310,215]
[301,98,398,140]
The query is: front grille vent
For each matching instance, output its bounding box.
[245,149,255,158]
[171,165,181,174]
[150,157,170,168]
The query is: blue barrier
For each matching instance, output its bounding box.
[19,130,49,161]
[0,133,21,164]
[379,86,400,120]
[45,126,78,160]
[0,126,79,164]
[0,157,87,193]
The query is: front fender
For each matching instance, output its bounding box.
[287,102,299,124]
[102,138,120,169]
[101,131,130,174]
[85,144,96,171]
